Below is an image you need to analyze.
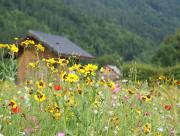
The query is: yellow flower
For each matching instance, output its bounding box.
[136,109,141,116]
[158,76,166,80]
[143,123,151,134]
[46,105,54,113]
[106,81,115,90]
[36,44,45,52]
[34,91,46,102]
[8,44,19,53]
[127,89,135,95]
[66,96,75,107]
[85,64,98,71]
[57,58,69,66]
[0,43,8,48]
[36,80,45,89]
[84,64,98,76]
[8,100,17,108]
[20,39,35,47]
[99,79,106,86]
[142,95,152,102]
[29,61,39,68]
[76,84,82,95]
[93,97,101,108]
[25,80,33,85]
[53,112,61,120]
[111,115,120,125]
[85,77,94,86]
[43,58,56,64]
[60,71,68,81]
[66,73,79,83]
[69,64,81,71]
[51,67,58,73]
[53,105,61,113]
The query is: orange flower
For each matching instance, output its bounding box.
[164,105,172,111]
[175,81,180,86]
[54,85,61,91]
[11,106,21,113]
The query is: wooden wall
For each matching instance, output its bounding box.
[16,46,57,84]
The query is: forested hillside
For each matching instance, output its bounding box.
[0,0,180,63]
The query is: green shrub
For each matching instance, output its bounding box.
[164,64,180,80]
[123,62,163,81]
[0,49,17,81]
[123,62,180,81]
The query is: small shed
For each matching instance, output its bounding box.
[17,30,94,83]
[100,65,121,81]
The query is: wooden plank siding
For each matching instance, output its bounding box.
[16,46,57,84]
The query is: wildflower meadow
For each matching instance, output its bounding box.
[0,40,180,136]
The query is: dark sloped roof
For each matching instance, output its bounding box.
[28,30,94,59]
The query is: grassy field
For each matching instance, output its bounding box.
[0,41,180,136]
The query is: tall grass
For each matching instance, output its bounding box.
[0,41,180,136]
[0,49,17,81]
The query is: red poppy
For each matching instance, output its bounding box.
[164,105,172,111]
[54,85,61,91]
[11,106,20,113]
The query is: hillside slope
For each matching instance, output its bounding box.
[0,0,180,62]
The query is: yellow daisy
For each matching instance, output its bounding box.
[36,80,45,89]
[34,91,46,102]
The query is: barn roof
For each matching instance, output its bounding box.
[106,65,121,75]
[27,30,94,59]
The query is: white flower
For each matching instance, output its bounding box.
[64,95,67,101]
[115,126,120,130]
[48,82,53,87]
[122,79,128,83]
[19,131,25,136]
[117,103,120,107]
[176,103,180,108]
[101,76,105,80]
[93,109,98,115]
[9,77,15,81]
[109,111,113,116]
[112,95,117,100]
[69,88,73,91]
[24,86,29,91]
[112,103,116,107]
[17,91,22,94]
[114,130,118,135]
[154,107,158,110]
[0,133,4,136]
[157,127,164,132]
[97,91,103,97]
[104,126,108,131]
[24,94,30,105]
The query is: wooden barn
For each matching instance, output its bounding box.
[100,65,121,81]
[17,30,94,83]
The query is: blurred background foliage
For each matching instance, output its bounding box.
[0,0,180,80]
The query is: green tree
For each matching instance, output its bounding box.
[152,30,180,67]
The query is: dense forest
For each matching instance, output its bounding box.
[0,0,180,65]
